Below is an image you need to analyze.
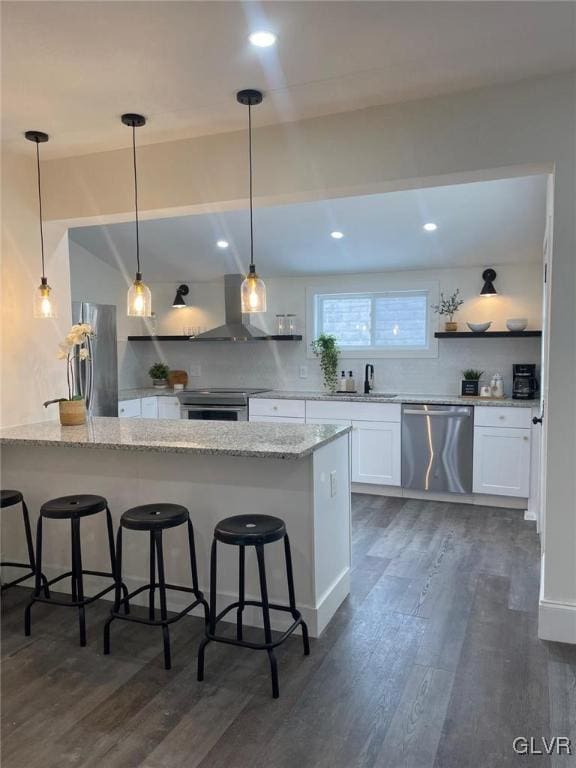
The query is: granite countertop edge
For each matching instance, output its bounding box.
[250,390,538,408]
[119,388,181,401]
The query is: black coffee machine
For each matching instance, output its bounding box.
[512,364,539,400]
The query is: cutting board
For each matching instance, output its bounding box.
[168,370,188,388]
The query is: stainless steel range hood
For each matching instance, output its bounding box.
[194,274,268,341]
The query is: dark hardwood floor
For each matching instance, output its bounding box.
[2,495,575,767]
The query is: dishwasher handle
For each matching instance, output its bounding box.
[403,409,472,417]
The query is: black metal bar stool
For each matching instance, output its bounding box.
[0,490,49,595]
[103,503,209,670]
[198,514,310,699]
[24,494,126,646]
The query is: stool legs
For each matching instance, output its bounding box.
[71,517,87,646]
[197,537,217,682]
[237,545,245,641]
[1,499,49,596]
[284,535,309,656]
[24,515,44,636]
[255,544,279,698]
[154,531,171,670]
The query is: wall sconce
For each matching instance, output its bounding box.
[172,284,189,308]
[480,268,497,297]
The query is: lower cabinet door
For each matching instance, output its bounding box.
[140,397,158,419]
[250,415,306,424]
[158,397,181,420]
[473,426,531,497]
[351,420,401,486]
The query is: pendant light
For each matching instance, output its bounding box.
[238,89,267,313]
[122,113,152,317]
[26,130,57,318]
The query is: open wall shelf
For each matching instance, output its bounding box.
[127,335,303,342]
[435,331,542,339]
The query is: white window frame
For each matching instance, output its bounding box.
[306,279,439,359]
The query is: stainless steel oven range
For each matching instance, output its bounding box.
[177,388,270,421]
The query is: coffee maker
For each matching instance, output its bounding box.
[512,364,538,400]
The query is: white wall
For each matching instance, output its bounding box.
[2,72,574,642]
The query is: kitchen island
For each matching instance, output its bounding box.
[0,418,351,636]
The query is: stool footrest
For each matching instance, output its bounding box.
[109,582,207,627]
[0,567,36,590]
[208,600,304,650]
[30,569,117,607]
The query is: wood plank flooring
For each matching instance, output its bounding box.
[2,495,575,767]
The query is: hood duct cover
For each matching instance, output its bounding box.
[195,274,268,341]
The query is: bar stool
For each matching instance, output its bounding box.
[0,490,48,595]
[24,494,126,646]
[197,514,310,699]
[103,503,208,670]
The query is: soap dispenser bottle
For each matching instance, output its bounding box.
[337,371,347,392]
[347,370,356,393]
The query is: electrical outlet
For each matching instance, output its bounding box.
[299,365,308,379]
[189,364,201,377]
[330,470,337,498]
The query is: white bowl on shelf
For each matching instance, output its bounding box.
[506,318,528,332]
[467,321,492,332]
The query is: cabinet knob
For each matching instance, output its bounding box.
[272,406,278,411]
[523,436,529,441]
[499,415,505,420]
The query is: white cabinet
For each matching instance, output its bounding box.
[352,420,401,486]
[141,397,158,419]
[118,398,141,418]
[250,414,306,424]
[307,417,352,427]
[473,426,531,497]
[249,398,305,419]
[158,397,181,420]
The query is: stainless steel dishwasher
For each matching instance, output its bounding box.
[401,404,473,494]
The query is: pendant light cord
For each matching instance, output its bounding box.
[35,140,46,279]
[248,103,254,268]
[131,124,141,275]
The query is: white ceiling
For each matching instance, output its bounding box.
[69,175,548,281]
[3,2,575,158]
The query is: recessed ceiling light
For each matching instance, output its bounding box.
[249,31,276,48]
[330,231,344,240]
[423,222,438,232]
[216,240,229,249]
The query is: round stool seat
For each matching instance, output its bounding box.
[41,494,107,519]
[1,490,23,509]
[215,514,286,546]
[121,503,189,531]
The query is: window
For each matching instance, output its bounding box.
[313,290,431,353]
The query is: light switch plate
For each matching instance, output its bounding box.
[330,470,337,498]
[299,365,308,379]
[189,364,201,377]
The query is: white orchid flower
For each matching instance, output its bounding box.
[78,348,90,360]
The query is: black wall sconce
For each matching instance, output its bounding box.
[480,268,497,297]
[172,284,189,308]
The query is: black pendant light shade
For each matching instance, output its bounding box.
[480,268,498,297]
[123,113,152,317]
[172,284,189,308]
[26,130,57,319]
[237,89,267,313]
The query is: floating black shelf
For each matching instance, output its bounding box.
[127,334,303,342]
[435,331,542,339]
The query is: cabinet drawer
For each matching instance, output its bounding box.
[306,400,401,423]
[118,398,141,418]
[249,414,305,424]
[249,398,305,419]
[474,406,532,429]
[141,397,158,419]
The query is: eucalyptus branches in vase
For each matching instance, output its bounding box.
[432,289,464,332]
[44,323,93,425]
[312,334,340,394]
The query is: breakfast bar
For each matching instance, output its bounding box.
[0,418,352,636]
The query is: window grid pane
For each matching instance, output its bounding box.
[316,291,428,349]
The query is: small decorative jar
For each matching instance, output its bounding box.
[59,399,86,426]
[275,314,286,335]
[286,314,297,335]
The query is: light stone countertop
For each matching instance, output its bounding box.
[118,387,181,401]
[250,390,538,408]
[0,417,351,460]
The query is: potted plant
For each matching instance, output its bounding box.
[461,368,484,397]
[312,334,339,394]
[432,289,464,332]
[43,323,93,426]
[149,362,170,388]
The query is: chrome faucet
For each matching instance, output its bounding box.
[364,364,374,394]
